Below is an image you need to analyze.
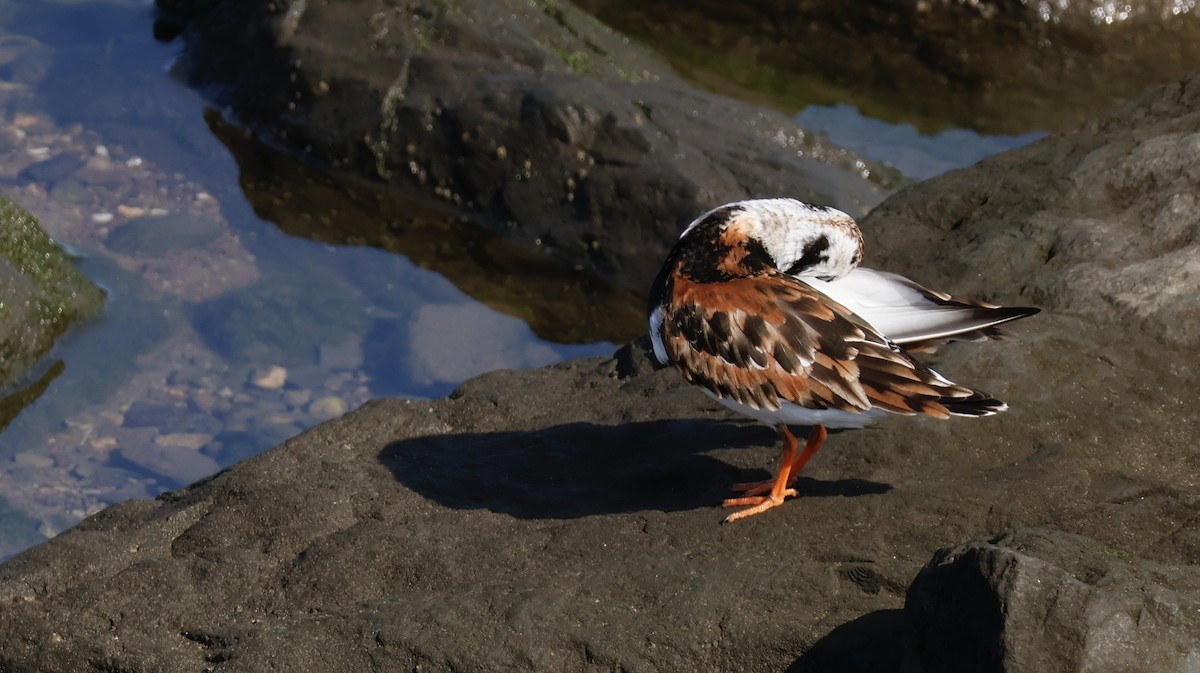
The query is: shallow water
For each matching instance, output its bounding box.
[0,0,1039,560]
[796,105,1047,182]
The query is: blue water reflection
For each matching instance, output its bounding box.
[798,104,1046,181]
[0,0,613,559]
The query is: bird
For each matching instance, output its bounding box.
[646,198,1039,523]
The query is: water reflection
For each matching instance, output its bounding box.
[796,104,1046,181]
[209,112,645,345]
[0,0,619,561]
[0,360,63,435]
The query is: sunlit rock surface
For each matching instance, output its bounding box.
[862,74,1200,347]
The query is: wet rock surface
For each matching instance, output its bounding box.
[162,0,889,292]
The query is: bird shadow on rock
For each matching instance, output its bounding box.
[788,609,910,673]
[378,419,891,519]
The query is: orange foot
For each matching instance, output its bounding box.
[721,489,798,522]
[720,424,828,523]
[727,477,778,498]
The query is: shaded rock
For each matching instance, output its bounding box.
[0,359,62,435]
[907,527,1200,673]
[0,196,105,390]
[578,0,1200,135]
[248,365,287,390]
[154,433,214,451]
[46,178,93,206]
[787,609,908,673]
[163,0,888,292]
[190,262,369,365]
[317,338,363,371]
[12,451,54,469]
[306,395,346,422]
[281,388,311,409]
[0,33,52,92]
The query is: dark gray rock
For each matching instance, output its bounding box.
[907,527,1200,673]
[163,0,888,291]
[0,305,1196,673]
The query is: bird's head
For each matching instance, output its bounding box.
[679,198,864,282]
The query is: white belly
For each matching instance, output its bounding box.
[703,388,887,429]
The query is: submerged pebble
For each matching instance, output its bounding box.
[308,396,347,421]
[250,365,288,390]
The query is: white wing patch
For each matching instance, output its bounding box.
[802,268,1023,344]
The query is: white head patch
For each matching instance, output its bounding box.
[684,199,864,280]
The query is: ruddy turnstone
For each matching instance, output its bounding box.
[647,198,1038,523]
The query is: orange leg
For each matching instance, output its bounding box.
[722,424,828,523]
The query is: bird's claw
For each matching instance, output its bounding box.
[720,489,798,523]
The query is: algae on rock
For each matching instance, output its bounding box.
[0,196,106,390]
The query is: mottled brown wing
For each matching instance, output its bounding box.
[660,273,983,418]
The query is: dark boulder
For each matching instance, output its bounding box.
[908,527,1200,673]
[161,0,888,291]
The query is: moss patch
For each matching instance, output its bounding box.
[0,196,106,389]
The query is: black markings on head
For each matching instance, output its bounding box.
[674,212,775,282]
[738,237,774,275]
[697,206,740,232]
[785,235,830,275]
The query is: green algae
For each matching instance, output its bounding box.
[0,196,106,390]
